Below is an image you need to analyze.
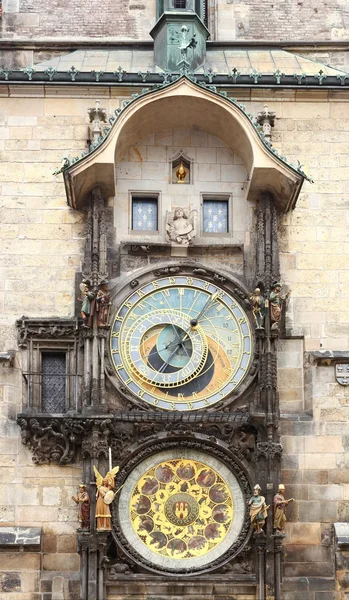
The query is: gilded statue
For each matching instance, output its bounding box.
[166,207,197,245]
[248,484,269,534]
[250,287,265,329]
[176,161,187,183]
[93,466,120,531]
[273,484,294,532]
[72,483,90,530]
[270,282,291,330]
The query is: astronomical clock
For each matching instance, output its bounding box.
[105,266,257,576]
[110,273,253,411]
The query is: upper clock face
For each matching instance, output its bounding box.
[110,274,252,411]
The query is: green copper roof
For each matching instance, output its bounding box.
[35,48,348,77]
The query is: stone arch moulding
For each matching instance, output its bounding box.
[63,76,306,212]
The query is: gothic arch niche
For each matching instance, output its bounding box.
[170,150,193,184]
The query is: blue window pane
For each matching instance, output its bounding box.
[132,198,158,231]
[203,200,228,233]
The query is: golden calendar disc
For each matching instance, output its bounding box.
[129,458,233,560]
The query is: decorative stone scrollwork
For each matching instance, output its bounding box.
[256,441,283,461]
[16,318,77,348]
[17,417,87,464]
[17,413,258,466]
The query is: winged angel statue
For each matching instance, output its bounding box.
[166,207,197,245]
[93,465,120,531]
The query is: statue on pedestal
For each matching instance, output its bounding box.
[94,466,120,531]
[248,484,269,534]
[273,484,294,532]
[250,287,266,329]
[270,282,291,330]
[78,280,95,328]
[72,484,90,530]
[96,281,111,327]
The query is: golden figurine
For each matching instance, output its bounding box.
[93,465,120,531]
[273,484,294,532]
[72,483,90,530]
[176,161,187,183]
[248,484,269,534]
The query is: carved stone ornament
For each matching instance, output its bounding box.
[336,363,349,386]
[256,441,283,462]
[16,317,77,348]
[16,412,257,465]
[166,207,197,245]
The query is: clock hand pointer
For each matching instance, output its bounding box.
[158,294,218,372]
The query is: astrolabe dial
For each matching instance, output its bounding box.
[110,274,253,411]
[129,459,233,561]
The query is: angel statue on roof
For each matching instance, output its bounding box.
[93,465,120,531]
[166,207,197,245]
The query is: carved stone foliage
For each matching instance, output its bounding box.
[256,440,283,462]
[16,318,77,348]
[256,192,280,296]
[111,438,252,575]
[16,413,261,467]
[17,417,87,464]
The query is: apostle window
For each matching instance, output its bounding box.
[131,195,159,232]
[202,198,229,233]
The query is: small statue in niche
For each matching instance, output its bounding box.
[273,484,294,533]
[176,161,187,183]
[96,281,111,327]
[248,484,269,534]
[250,287,266,329]
[269,282,291,330]
[94,466,120,531]
[78,279,95,328]
[166,207,197,245]
[72,483,90,530]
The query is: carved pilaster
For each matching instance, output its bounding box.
[256,192,280,296]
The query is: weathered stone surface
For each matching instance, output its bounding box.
[42,553,80,571]
[0,526,41,546]
[0,572,21,593]
[0,552,40,569]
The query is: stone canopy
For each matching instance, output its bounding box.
[63,76,305,212]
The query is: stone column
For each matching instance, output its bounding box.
[256,534,266,600]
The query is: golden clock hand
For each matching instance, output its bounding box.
[158,293,219,368]
[191,291,219,327]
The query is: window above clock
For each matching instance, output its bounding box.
[131,194,159,232]
[202,196,229,234]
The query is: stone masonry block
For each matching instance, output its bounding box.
[288,523,321,545]
[298,500,338,522]
[0,552,40,569]
[300,454,337,470]
[42,553,79,571]
[304,436,343,453]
